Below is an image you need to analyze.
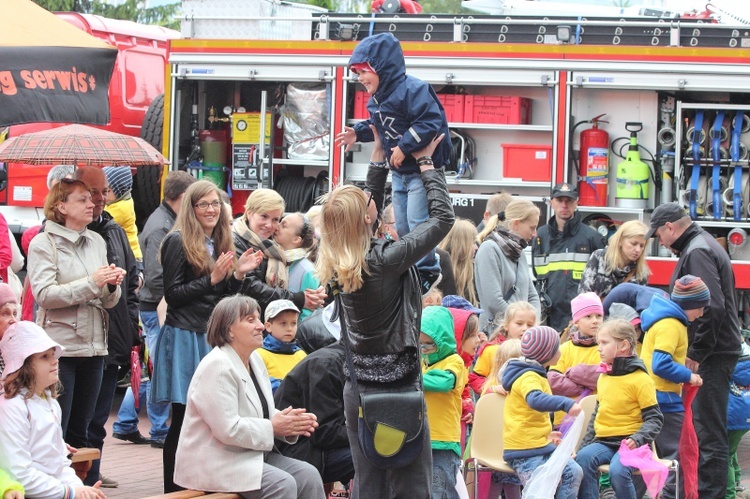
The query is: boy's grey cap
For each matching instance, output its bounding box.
[646,203,689,239]
[551,182,578,200]
[264,299,300,322]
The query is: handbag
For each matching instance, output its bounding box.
[332,282,426,469]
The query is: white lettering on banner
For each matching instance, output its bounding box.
[452,197,475,207]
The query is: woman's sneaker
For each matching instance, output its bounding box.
[99,475,119,488]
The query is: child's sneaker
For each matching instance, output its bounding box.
[419,269,442,297]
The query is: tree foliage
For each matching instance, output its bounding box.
[33,0,180,30]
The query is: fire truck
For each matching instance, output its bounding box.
[163,7,750,300]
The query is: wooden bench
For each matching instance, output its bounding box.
[142,491,241,499]
[69,447,100,481]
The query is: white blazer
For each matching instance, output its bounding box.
[174,344,296,492]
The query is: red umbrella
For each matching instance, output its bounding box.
[0,124,165,166]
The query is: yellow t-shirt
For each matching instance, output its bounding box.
[549,341,600,425]
[594,368,658,439]
[641,317,688,397]
[503,370,554,452]
[473,344,499,377]
[105,197,142,261]
[423,354,468,445]
[257,348,307,381]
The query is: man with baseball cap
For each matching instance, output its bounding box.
[532,183,606,331]
[648,202,742,498]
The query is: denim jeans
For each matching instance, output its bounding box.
[507,454,582,499]
[576,442,643,499]
[432,449,460,499]
[58,356,105,448]
[85,362,120,485]
[322,447,355,485]
[391,170,440,275]
[112,311,170,439]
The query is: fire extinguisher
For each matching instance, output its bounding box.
[578,114,610,207]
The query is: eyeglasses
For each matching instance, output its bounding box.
[419,342,436,352]
[194,200,222,211]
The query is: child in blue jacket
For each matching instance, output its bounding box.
[335,32,451,295]
[727,337,750,498]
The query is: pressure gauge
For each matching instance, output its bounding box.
[223,106,233,116]
[236,120,248,132]
[237,106,246,113]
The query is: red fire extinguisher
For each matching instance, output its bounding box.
[578,114,610,207]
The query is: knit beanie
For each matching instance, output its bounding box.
[521,326,560,365]
[671,275,710,310]
[572,292,604,324]
[102,166,133,201]
[609,303,641,326]
[0,283,17,307]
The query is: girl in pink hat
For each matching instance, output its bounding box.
[0,321,106,499]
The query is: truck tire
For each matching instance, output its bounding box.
[133,94,164,230]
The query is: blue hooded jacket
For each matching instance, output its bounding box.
[602,283,668,316]
[641,294,692,412]
[350,33,452,175]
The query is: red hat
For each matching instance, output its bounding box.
[448,307,474,367]
[350,62,376,74]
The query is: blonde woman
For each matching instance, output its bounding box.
[233,189,326,313]
[438,218,479,306]
[316,131,453,498]
[578,220,650,298]
[474,199,541,332]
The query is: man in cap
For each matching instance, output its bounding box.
[647,202,742,498]
[532,183,606,331]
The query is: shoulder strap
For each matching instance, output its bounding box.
[624,267,637,283]
[331,282,359,396]
[503,261,521,302]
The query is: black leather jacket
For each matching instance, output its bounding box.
[161,230,242,333]
[339,166,454,355]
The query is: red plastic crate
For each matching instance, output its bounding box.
[502,143,552,181]
[353,90,369,119]
[437,94,465,122]
[465,95,531,125]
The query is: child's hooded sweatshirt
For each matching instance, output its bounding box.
[501,359,574,460]
[421,306,467,457]
[640,294,692,413]
[349,33,452,174]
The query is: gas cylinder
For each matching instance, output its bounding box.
[615,123,650,209]
[578,114,609,207]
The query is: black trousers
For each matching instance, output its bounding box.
[163,403,186,493]
[693,353,738,499]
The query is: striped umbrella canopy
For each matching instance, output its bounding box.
[0,124,165,166]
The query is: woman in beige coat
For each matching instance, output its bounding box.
[27,178,124,450]
[175,294,325,499]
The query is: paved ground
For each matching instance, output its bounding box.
[97,391,750,498]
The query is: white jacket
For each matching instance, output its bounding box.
[0,389,82,498]
[175,344,297,493]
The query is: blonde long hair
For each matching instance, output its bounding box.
[438,218,478,305]
[477,199,539,244]
[605,220,649,282]
[481,338,522,395]
[315,185,372,292]
[172,180,235,277]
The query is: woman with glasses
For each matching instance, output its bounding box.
[316,128,453,498]
[151,180,262,492]
[233,189,326,316]
[27,178,124,452]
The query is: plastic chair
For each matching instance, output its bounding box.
[577,394,598,451]
[467,393,516,499]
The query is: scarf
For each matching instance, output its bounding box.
[486,225,526,262]
[284,247,309,264]
[233,216,288,288]
[570,327,598,347]
[262,333,301,354]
